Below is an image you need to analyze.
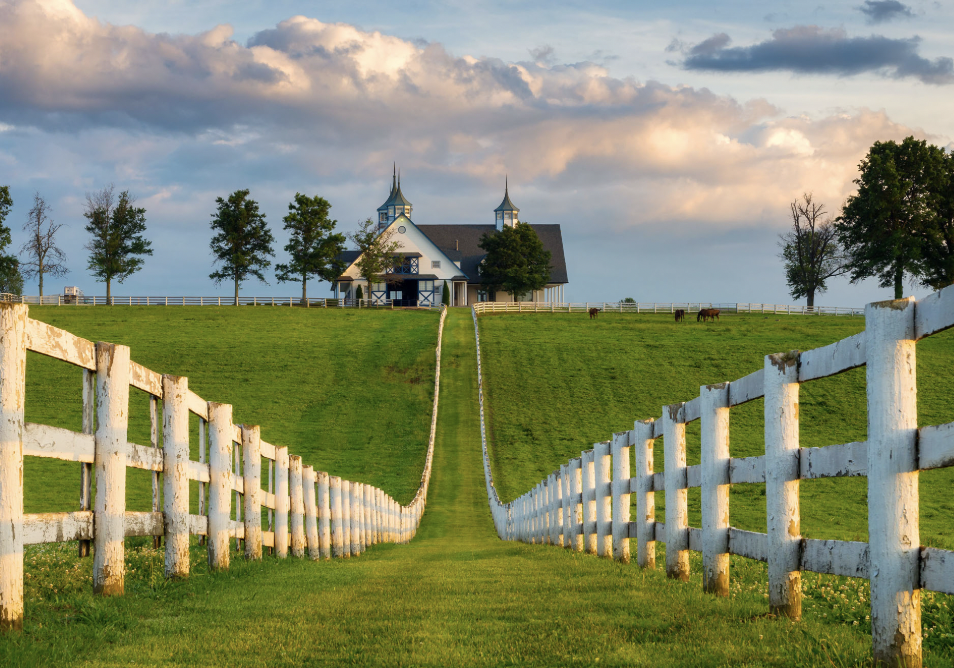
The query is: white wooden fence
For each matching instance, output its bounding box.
[0,304,447,630]
[472,301,865,316]
[9,295,437,309]
[474,287,954,667]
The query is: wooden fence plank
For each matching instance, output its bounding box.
[800,441,867,479]
[130,361,162,397]
[914,283,954,340]
[798,332,866,382]
[920,547,954,595]
[23,423,94,463]
[728,456,765,484]
[800,539,869,578]
[728,528,767,562]
[918,422,954,470]
[25,318,94,370]
[728,369,763,406]
[23,511,93,545]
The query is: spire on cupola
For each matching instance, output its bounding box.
[494,176,519,230]
[377,163,413,229]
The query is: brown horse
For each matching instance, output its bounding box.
[588,307,600,319]
[697,308,721,322]
[674,309,685,322]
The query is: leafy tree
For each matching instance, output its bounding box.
[917,151,954,290]
[20,193,68,298]
[275,193,346,303]
[622,297,636,303]
[478,222,551,301]
[84,186,152,304]
[0,186,23,296]
[442,280,450,306]
[209,190,275,305]
[778,193,847,308]
[346,218,402,303]
[837,137,945,299]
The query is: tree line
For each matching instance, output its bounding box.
[780,136,954,305]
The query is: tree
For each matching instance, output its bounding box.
[442,280,450,306]
[274,193,346,303]
[778,194,847,308]
[917,150,954,290]
[837,137,946,299]
[0,186,23,296]
[84,186,153,304]
[209,190,275,305]
[20,193,68,298]
[346,218,402,303]
[478,222,551,301]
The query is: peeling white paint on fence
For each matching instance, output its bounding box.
[473,285,954,668]
[0,304,446,631]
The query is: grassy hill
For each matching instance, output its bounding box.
[23,305,441,512]
[478,311,954,549]
[3,309,908,668]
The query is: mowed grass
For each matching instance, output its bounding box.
[478,311,954,550]
[1,310,904,668]
[23,305,441,510]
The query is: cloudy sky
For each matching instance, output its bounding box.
[1,0,952,304]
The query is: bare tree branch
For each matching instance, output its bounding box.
[778,193,847,307]
[20,192,68,297]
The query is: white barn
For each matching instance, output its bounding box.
[335,170,568,306]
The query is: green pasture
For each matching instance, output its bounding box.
[1,307,952,666]
[478,311,954,550]
[23,305,440,511]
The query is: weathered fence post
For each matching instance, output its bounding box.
[362,484,373,548]
[330,476,345,558]
[317,471,331,559]
[274,446,289,558]
[79,368,94,558]
[701,383,730,596]
[611,431,631,563]
[349,481,361,555]
[207,402,233,570]
[303,466,319,559]
[582,449,597,554]
[663,403,689,581]
[633,420,655,569]
[559,464,569,548]
[595,440,612,558]
[342,480,353,556]
[290,455,305,557]
[242,425,263,560]
[568,458,583,551]
[162,374,190,578]
[765,352,801,619]
[94,341,130,596]
[0,304,26,630]
[866,298,921,667]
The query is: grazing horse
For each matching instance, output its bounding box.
[588,307,600,319]
[674,309,685,322]
[697,308,721,322]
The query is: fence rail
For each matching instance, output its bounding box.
[0,303,447,630]
[6,295,439,309]
[474,286,954,667]
[472,301,865,316]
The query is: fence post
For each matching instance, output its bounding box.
[568,458,583,551]
[93,342,130,596]
[342,480,354,555]
[352,483,364,554]
[866,298,920,667]
[611,431,631,563]
[290,455,306,557]
[330,476,345,558]
[207,402,233,570]
[317,472,331,558]
[79,369,94,557]
[764,352,801,619]
[364,484,374,548]
[633,420,655,569]
[242,425,263,560]
[701,382,730,596]
[274,446,289,558]
[595,441,612,557]
[302,466,319,558]
[582,449,597,554]
[162,374,190,578]
[663,403,689,581]
[0,304,26,630]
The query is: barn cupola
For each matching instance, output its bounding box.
[377,164,413,229]
[494,177,519,231]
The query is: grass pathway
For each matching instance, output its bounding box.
[1,311,896,666]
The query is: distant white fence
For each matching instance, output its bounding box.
[0,303,447,630]
[474,287,954,667]
[7,295,439,309]
[473,301,865,316]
